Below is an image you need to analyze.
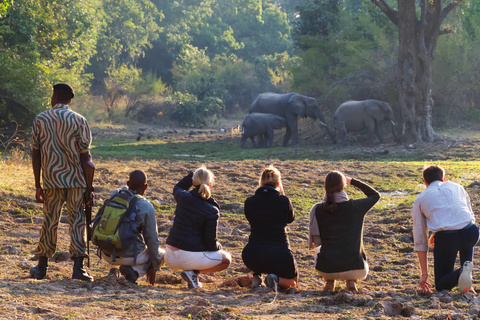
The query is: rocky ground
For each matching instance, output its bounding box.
[2,124,480,319]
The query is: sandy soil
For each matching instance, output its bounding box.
[2,124,480,319]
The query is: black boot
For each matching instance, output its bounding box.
[72,257,94,282]
[30,256,48,280]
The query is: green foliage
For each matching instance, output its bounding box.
[171,92,225,127]
[146,0,292,97]
[172,49,259,113]
[431,0,480,128]
[0,0,102,125]
[256,52,298,93]
[210,54,258,111]
[2,0,480,129]
[0,0,11,18]
[291,0,397,111]
[88,0,163,86]
[102,65,169,120]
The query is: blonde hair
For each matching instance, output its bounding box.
[259,166,281,188]
[193,166,215,199]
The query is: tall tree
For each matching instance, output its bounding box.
[88,0,163,89]
[0,0,102,125]
[371,0,465,143]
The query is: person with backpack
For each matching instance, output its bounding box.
[165,167,231,289]
[94,170,164,285]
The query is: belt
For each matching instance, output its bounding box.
[435,222,474,236]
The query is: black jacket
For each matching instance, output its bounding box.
[315,178,380,273]
[244,186,294,247]
[166,172,221,252]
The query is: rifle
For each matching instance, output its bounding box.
[81,152,95,268]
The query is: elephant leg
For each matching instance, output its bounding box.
[266,126,274,147]
[240,134,247,148]
[289,117,299,145]
[284,114,298,146]
[250,136,258,148]
[335,119,346,147]
[374,122,384,144]
[365,119,376,147]
[256,134,264,148]
[283,126,292,146]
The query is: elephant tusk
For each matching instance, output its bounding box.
[390,120,396,126]
[316,119,327,127]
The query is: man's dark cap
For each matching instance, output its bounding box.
[53,83,75,99]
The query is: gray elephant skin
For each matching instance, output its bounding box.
[249,92,335,146]
[241,113,286,148]
[334,99,397,147]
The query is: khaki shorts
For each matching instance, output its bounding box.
[165,247,229,271]
[101,247,165,276]
[314,246,369,281]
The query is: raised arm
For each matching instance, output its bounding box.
[349,178,380,212]
[351,178,380,199]
[173,171,194,201]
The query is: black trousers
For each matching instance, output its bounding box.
[242,243,298,279]
[434,223,479,291]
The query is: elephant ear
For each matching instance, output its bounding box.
[365,101,386,121]
[288,94,307,117]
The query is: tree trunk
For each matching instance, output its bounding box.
[398,0,438,143]
[372,0,464,143]
[397,0,419,143]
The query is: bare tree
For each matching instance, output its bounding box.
[371,0,464,143]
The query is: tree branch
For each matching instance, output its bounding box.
[370,0,398,25]
[440,0,464,24]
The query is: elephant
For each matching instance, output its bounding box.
[241,113,286,148]
[334,99,397,147]
[249,92,335,146]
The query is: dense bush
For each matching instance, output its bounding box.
[170,92,225,127]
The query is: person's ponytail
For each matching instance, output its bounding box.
[198,183,211,200]
[325,192,337,213]
[324,171,346,213]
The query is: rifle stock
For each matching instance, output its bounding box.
[81,153,95,268]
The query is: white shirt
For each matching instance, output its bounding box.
[412,180,475,251]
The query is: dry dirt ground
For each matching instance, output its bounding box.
[2,123,480,319]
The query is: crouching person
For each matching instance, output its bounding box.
[93,170,164,285]
[165,167,231,289]
[309,171,380,291]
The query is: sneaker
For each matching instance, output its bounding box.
[181,270,201,288]
[265,274,279,293]
[251,274,263,288]
[459,261,474,294]
[119,265,139,284]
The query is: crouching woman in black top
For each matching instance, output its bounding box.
[309,171,380,291]
[242,166,298,292]
[165,167,231,289]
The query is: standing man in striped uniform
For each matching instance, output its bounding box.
[30,83,94,281]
